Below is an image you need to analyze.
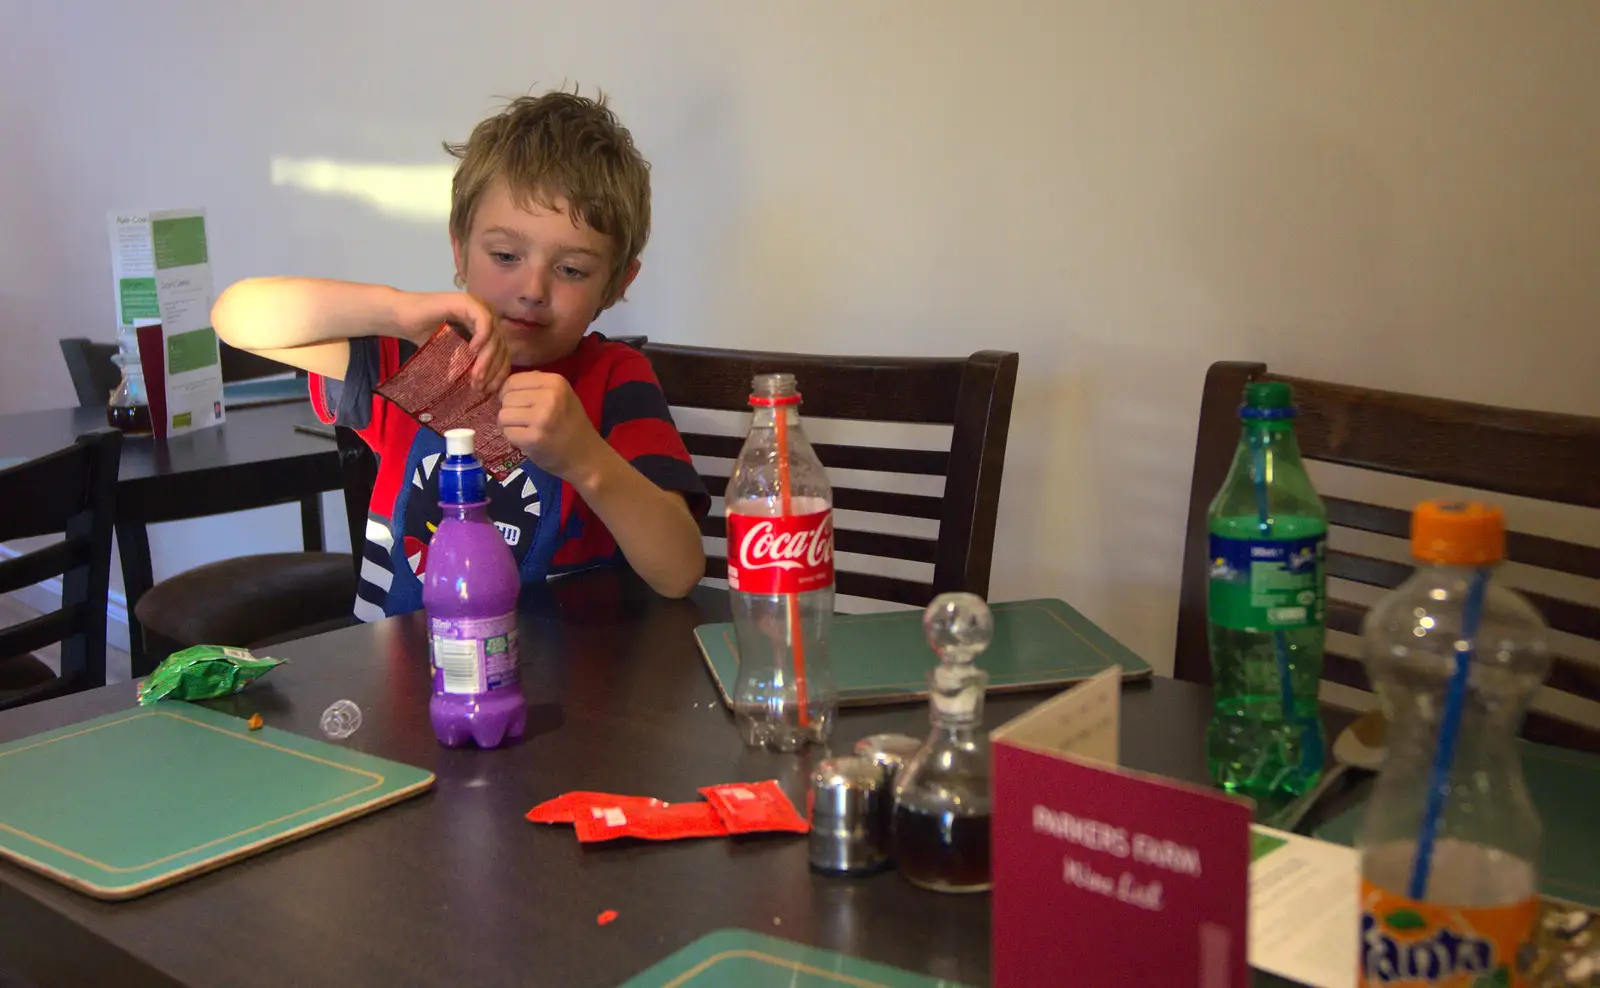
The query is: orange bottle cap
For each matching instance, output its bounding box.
[1410,500,1505,565]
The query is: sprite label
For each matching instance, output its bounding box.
[1207,533,1326,631]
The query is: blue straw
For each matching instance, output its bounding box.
[1407,567,1491,899]
[1251,439,1297,725]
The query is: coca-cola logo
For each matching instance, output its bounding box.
[736,514,834,571]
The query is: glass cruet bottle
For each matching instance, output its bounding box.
[891,591,995,894]
[106,325,153,434]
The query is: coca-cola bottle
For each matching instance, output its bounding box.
[725,372,838,751]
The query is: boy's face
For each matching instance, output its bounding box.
[452,179,638,368]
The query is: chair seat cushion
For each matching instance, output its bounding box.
[134,552,356,651]
[249,614,362,650]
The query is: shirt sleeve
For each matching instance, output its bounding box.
[600,349,711,519]
[307,338,385,430]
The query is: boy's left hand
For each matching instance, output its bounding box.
[497,372,604,481]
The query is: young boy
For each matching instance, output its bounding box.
[213,89,708,621]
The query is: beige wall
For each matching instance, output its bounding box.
[2,1,1596,673]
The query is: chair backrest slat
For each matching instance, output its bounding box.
[645,342,1017,608]
[1177,360,1600,753]
[646,344,970,422]
[0,608,80,660]
[1325,551,1413,589]
[1323,497,1410,539]
[683,431,950,476]
[1506,531,1600,582]
[1277,372,1600,509]
[836,572,936,608]
[1327,495,1600,579]
[0,540,89,595]
[0,431,120,707]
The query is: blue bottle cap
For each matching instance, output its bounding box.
[439,429,487,504]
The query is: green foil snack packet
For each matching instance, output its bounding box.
[136,645,285,706]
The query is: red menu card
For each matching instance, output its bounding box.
[991,667,1253,988]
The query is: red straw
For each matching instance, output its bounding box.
[773,403,811,728]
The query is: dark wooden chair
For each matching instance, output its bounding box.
[58,338,120,407]
[0,431,121,710]
[640,343,1019,607]
[1175,360,1600,753]
[219,344,305,384]
[134,424,378,663]
[55,338,353,669]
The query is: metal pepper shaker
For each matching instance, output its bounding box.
[853,733,921,852]
[854,733,922,792]
[807,755,890,875]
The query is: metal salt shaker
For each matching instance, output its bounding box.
[807,755,890,875]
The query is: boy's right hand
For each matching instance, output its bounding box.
[396,291,510,395]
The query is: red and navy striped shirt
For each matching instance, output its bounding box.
[310,332,707,621]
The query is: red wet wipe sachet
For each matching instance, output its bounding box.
[573,800,730,843]
[373,324,524,480]
[698,780,810,835]
[526,792,668,825]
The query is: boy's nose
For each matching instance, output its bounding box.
[519,271,550,308]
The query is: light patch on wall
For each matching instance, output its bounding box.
[269,156,452,221]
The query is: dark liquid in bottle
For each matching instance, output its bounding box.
[107,404,153,435]
[893,804,992,893]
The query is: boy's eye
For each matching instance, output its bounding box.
[557,264,590,280]
[490,251,518,265]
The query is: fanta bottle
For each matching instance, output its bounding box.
[1357,501,1550,987]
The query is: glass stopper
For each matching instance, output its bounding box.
[922,592,994,666]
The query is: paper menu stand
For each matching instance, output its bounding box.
[107,209,224,437]
[990,667,1254,988]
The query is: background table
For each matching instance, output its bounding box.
[0,401,341,674]
[0,570,1314,988]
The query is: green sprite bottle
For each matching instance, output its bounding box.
[1205,381,1327,799]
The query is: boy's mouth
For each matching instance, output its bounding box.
[502,316,548,333]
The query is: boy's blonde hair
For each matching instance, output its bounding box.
[444,87,650,306]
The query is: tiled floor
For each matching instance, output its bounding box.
[0,593,131,683]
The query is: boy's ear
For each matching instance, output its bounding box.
[601,257,642,311]
[450,233,467,289]
[618,257,642,297]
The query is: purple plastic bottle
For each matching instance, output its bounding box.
[424,428,528,748]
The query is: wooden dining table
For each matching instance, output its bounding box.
[0,568,1316,988]
[0,400,341,675]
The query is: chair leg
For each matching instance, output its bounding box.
[138,628,185,672]
[300,494,325,552]
[116,519,157,677]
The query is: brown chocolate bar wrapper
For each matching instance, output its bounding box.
[374,325,524,480]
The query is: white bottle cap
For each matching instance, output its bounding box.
[444,428,475,456]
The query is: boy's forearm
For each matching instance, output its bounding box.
[571,447,706,599]
[212,278,414,379]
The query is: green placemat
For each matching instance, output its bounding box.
[1314,740,1600,909]
[617,929,974,987]
[0,704,434,900]
[696,598,1152,708]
